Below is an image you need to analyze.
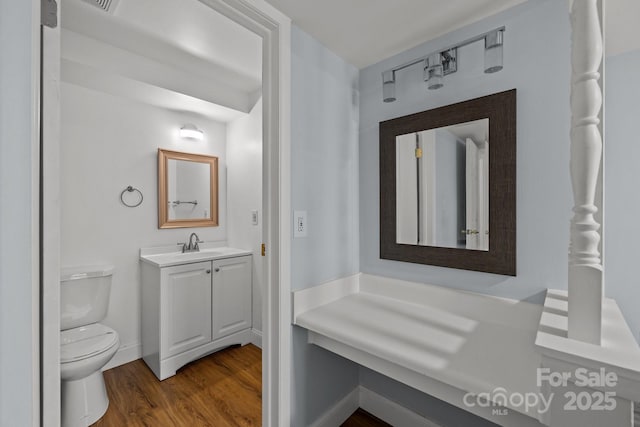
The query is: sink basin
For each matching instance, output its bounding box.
[140,246,252,268]
[198,248,222,255]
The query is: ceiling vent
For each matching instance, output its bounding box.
[80,0,121,14]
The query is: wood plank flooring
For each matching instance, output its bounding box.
[94,344,262,427]
[341,409,391,427]
[93,344,389,427]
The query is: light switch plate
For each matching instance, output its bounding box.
[294,210,307,238]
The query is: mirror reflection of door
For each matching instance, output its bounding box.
[395,118,489,251]
[465,138,489,250]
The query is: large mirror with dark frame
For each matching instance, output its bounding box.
[158,149,219,229]
[380,89,516,275]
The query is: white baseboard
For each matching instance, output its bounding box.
[103,342,141,371]
[251,328,262,349]
[309,387,360,427]
[309,386,440,427]
[359,387,443,427]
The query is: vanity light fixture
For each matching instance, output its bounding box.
[484,29,504,73]
[382,70,396,102]
[424,54,444,90]
[381,27,505,102]
[179,123,204,141]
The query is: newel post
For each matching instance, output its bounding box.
[567,0,604,345]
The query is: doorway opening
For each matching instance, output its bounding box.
[40,0,291,425]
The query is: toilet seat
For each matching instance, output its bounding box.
[61,324,119,363]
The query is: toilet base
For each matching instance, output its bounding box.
[62,370,109,427]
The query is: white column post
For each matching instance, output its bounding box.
[567,0,604,345]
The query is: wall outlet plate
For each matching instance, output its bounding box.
[251,210,259,225]
[294,210,307,238]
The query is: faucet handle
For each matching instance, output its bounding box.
[177,242,187,253]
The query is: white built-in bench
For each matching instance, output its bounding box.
[292,274,640,427]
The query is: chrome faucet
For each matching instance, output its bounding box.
[179,233,202,253]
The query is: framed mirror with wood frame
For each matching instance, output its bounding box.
[158,149,219,229]
[379,89,516,275]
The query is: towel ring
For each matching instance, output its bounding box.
[120,186,143,208]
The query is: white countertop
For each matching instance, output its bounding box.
[293,273,545,421]
[140,245,252,268]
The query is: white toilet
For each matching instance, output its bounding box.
[60,265,120,427]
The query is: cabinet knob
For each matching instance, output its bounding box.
[214,268,220,272]
[206,269,211,274]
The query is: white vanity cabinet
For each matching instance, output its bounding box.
[141,248,253,381]
[211,256,252,340]
[161,261,213,358]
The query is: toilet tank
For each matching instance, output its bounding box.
[60,265,114,331]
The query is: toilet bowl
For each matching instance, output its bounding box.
[60,266,120,427]
[61,324,119,426]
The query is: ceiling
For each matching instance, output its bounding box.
[60,0,639,122]
[263,0,528,68]
[264,0,639,68]
[61,0,262,122]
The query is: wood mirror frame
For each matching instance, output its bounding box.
[379,89,516,275]
[158,149,219,229]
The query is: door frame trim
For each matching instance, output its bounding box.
[39,0,292,425]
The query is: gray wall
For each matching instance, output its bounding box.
[358,0,572,420]
[0,0,38,425]
[360,0,571,300]
[604,49,640,344]
[290,25,361,426]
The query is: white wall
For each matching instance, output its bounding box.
[0,1,39,425]
[61,82,228,364]
[358,0,571,421]
[604,48,640,344]
[227,98,263,334]
[290,25,361,427]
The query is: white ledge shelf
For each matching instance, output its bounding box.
[535,289,640,403]
[293,274,546,426]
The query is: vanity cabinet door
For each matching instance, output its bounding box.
[161,261,212,358]
[212,255,252,340]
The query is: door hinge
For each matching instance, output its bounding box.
[261,243,266,257]
[41,0,58,28]
[415,148,423,159]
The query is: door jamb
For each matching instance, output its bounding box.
[39,0,292,425]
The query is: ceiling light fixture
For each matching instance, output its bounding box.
[179,123,204,141]
[382,26,505,103]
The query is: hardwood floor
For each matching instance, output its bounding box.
[94,344,262,427]
[341,409,392,427]
[93,344,389,427]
